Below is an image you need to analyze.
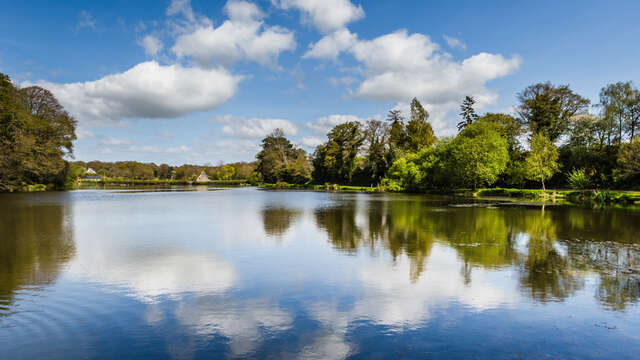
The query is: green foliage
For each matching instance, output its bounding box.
[457,95,478,132]
[447,121,509,188]
[525,133,560,190]
[517,82,590,141]
[217,164,236,180]
[617,138,640,182]
[406,98,436,151]
[312,122,364,184]
[0,73,77,191]
[566,169,591,190]
[255,129,310,184]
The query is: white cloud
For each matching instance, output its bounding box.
[225,0,265,21]
[172,1,296,67]
[274,0,364,33]
[304,28,357,60]
[138,35,164,56]
[443,35,466,50]
[306,114,364,134]
[166,0,196,23]
[76,128,95,139]
[100,138,131,146]
[299,136,324,148]
[125,145,191,154]
[213,114,298,138]
[38,61,241,124]
[350,30,521,133]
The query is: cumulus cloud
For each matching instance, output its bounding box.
[348,30,520,133]
[306,114,364,134]
[274,0,364,33]
[304,28,357,60]
[213,114,298,138]
[443,35,466,50]
[38,61,241,124]
[299,136,324,148]
[138,35,164,56]
[172,1,296,67]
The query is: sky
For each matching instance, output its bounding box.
[1,0,639,165]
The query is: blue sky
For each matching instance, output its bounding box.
[1,0,639,165]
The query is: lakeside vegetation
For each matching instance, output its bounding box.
[252,82,640,201]
[2,69,640,204]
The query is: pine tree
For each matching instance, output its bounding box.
[457,95,478,132]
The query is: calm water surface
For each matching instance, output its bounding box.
[1,187,639,359]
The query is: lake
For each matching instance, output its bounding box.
[1,187,639,359]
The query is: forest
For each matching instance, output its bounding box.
[254,82,640,192]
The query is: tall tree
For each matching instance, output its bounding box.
[386,109,407,149]
[598,81,635,145]
[627,88,640,139]
[517,82,590,142]
[362,119,391,184]
[312,122,364,184]
[406,98,436,151]
[525,133,559,190]
[457,95,479,132]
[256,129,310,184]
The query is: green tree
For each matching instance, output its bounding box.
[525,133,560,190]
[312,122,364,184]
[617,138,640,181]
[406,98,436,151]
[256,129,310,184]
[448,122,509,188]
[217,164,236,180]
[476,112,524,155]
[386,109,407,149]
[517,82,590,142]
[457,95,479,132]
[0,74,76,191]
[362,119,391,184]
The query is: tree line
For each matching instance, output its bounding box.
[71,160,256,182]
[254,81,640,191]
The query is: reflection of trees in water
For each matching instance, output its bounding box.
[261,206,303,238]
[0,198,75,312]
[311,196,640,309]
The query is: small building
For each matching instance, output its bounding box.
[82,168,102,181]
[196,170,210,183]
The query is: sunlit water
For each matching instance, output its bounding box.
[1,187,639,359]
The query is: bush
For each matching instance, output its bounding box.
[566,168,591,189]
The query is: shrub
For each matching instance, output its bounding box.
[566,168,591,189]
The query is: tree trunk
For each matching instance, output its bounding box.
[541,178,545,191]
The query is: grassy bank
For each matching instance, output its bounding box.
[474,188,640,205]
[258,182,640,206]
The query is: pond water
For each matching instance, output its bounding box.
[1,187,639,359]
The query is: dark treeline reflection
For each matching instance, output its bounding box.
[0,195,75,313]
[305,196,640,309]
[261,206,303,238]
